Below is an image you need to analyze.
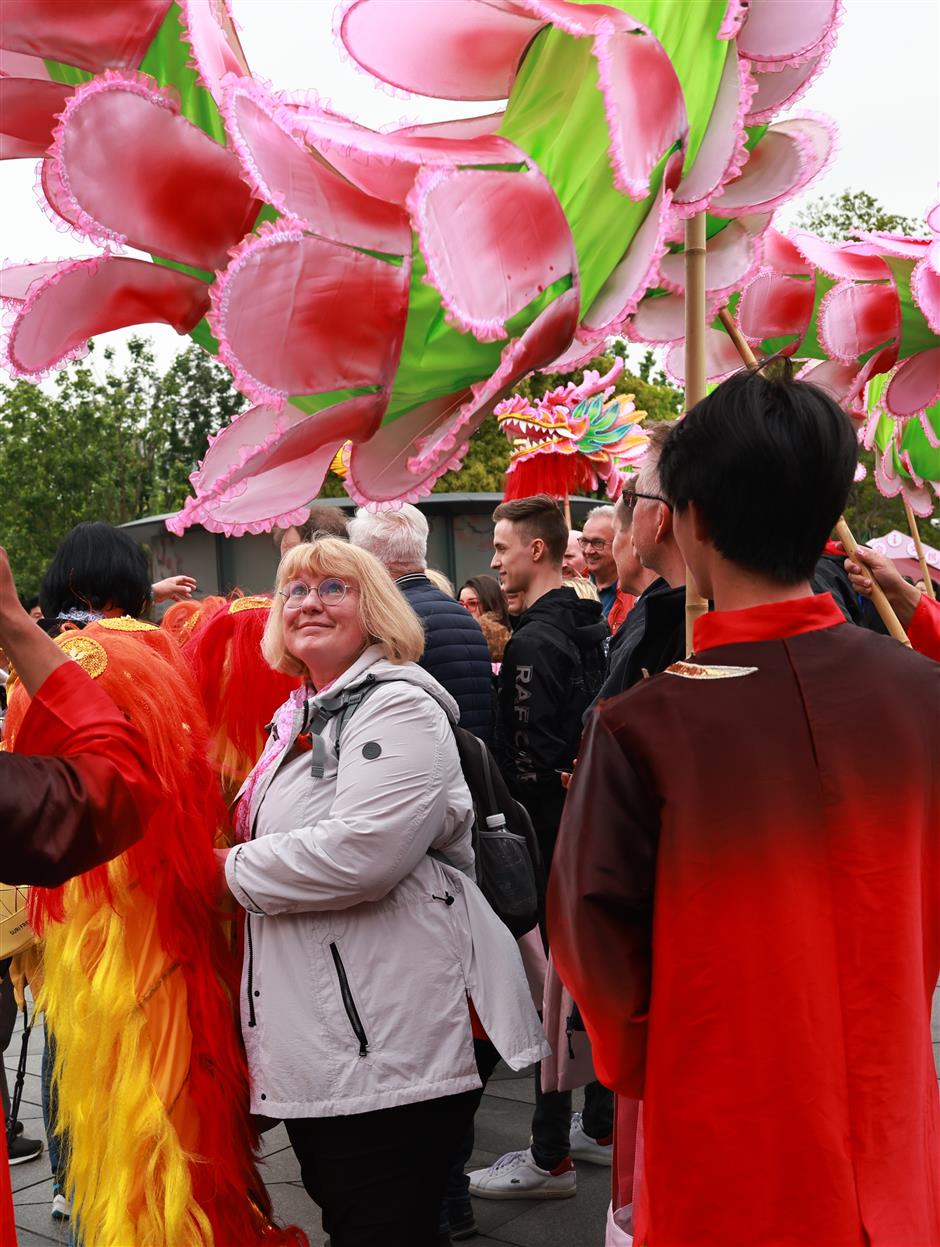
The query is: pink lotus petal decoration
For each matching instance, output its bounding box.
[1,0,845,529]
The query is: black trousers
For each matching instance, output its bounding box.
[531,1075,614,1171]
[285,1041,497,1247]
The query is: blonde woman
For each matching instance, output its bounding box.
[219,539,547,1246]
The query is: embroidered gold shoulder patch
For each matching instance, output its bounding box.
[665,660,758,680]
[57,633,109,679]
[97,616,158,632]
[229,595,271,614]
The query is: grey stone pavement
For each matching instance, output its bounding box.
[8,985,940,1246]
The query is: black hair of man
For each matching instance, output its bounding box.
[40,521,152,619]
[658,365,858,585]
[491,494,568,566]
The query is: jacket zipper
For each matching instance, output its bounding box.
[246,913,256,1027]
[329,942,368,1057]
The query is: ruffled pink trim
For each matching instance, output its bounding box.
[333,0,419,102]
[737,0,842,69]
[218,74,309,229]
[1,254,106,380]
[407,285,581,473]
[918,408,940,450]
[911,253,940,335]
[47,71,177,251]
[673,54,758,218]
[714,111,837,219]
[407,166,515,344]
[816,279,899,365]
[744,22,839,125]
[169,491,313,537]
[177,0,248,104]
[207,219,306,410]
[582,154,681,337]
[719,0,749,40]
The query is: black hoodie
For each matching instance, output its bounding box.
[495,587,609,863]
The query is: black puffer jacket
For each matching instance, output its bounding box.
[495,587,608,864]
[396,574,494,742]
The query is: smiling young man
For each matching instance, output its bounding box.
[550,368,940,1245]
[473,495,611,1200]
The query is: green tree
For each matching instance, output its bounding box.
[795,189,925,242]
[0,337,245,594]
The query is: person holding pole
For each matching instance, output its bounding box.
[549,366,940,1246]
[845,544,940,660]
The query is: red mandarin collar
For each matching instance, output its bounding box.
[694,593,846,653]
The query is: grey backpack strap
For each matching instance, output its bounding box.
[307,676,386,778]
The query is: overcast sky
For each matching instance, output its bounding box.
[2,0,937,378]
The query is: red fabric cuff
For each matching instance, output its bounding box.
[908,592,940,662]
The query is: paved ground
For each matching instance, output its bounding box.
[9,986,940,1246]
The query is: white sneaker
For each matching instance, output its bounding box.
[51,1187,71,1220]
[569,1111,613,1166]
[467,1148,576,1200]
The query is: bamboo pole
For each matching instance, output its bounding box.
[683,213,709,654]
[716,305,913,643]
[563,494,572,531]
[902,496,936,599]
[835,518,911,645]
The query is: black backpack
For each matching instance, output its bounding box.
[306,676,545,938]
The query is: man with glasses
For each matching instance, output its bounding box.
[579,506,632,631]
[551,367,940,1246]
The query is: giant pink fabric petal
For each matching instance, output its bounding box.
[588,21,686,200]
[581,156,679,335]
[0,1,172,74]
[0,78,72,159]
[339,0,537,100]
[658,220,763,300]
[790,232,890,281]
[818,281,899,363]
[626,294,687,345]
[52,74,260,268]
[885,349,940,418]
[801,344,897,412]
[178,0,249,102]
[0,261,73,305]
[736,0,839,64]
[171,393,386,536]
[912,255,940,335]
[346,285,580,505]
[208,222,411,409]
[222,78,409,254]
[746,51,829,123]
[286,106,526,208]
[760,228,814,276]
[738,271,815,341]
[408,166,575,342]
[665,327,745,386]
[711,116,833,216]
[1,255,209,380]
[674,47,754,214]
[39,156,88,235]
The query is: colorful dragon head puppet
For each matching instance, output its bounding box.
[496,358,648,500]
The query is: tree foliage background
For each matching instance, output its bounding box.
[1,191,934,595]
[0,338,245,594]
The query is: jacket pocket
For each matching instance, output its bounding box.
[329,942,368,1057]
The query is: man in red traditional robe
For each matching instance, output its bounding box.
[0,546,155,1246]
[549,368,940,1246]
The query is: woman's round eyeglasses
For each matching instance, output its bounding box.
[279,577,349,608]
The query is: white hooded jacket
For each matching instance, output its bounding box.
[225,644,549,1118]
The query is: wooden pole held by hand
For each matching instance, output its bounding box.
[716,307,915,643]
[902,497,936,600]
[683,213,709,654]
[835,518,912,645]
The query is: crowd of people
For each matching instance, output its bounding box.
[2,365,940,1247]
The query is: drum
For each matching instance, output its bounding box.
[0,882,33,960]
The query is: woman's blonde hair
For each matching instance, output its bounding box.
[262,538,425,676]
[567,576,600,602]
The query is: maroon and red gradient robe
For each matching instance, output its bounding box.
[550,595,940,1246]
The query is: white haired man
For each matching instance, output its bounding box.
[580,505,633,632]
[347,504,494,742]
